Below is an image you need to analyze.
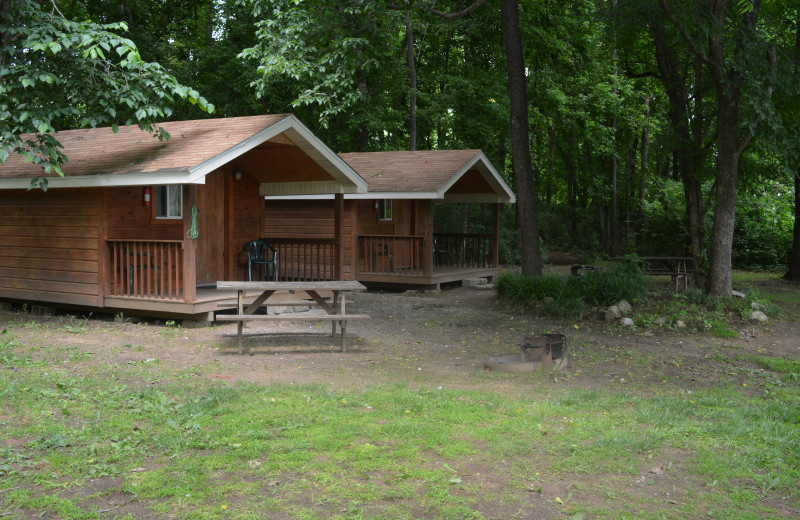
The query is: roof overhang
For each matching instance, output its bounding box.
[0,115,367,194]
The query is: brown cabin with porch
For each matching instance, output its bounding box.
[0,115,367,320]
[261,150,516,289]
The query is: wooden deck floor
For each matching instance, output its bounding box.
[101,266,499,319]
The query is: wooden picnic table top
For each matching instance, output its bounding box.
[216,280,366,292]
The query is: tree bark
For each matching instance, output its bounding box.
[405,10,417,150]
[785,167,800,280]
[500,0,542,276]
[650,16,708,287]
[636,97,649,248]
[609,48,620,257]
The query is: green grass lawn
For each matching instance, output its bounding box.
[1,275,799,519]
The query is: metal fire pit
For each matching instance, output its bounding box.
[484,333,569,372]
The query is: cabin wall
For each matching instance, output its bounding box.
[105,186,183,241]
[229,174,265,281]
[195,170,226,285]
[355,199,415,235]
[262,199,357,280]
[0,188,103,307]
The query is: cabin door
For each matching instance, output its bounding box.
[195,171,226,285]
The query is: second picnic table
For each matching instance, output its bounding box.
[215,280,370,354]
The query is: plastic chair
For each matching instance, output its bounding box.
[243,240,278,281]
[433,236,451,267]
[129,249,160,296]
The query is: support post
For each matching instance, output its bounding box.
[183,185,197,302]
[492,203,500,268]
[334,193,344,280]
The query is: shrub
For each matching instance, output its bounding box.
[496,263,651,317]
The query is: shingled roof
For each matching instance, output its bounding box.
[0,115,367,194]
[338,150,515,203]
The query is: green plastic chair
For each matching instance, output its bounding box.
[243,240,278,281]
[129,249,160,296]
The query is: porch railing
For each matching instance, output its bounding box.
[106,240,185,300]
[261,238,339,281]
[357,235,425,276]
[434,233,495,269]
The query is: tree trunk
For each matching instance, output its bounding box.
[650,17,708,288]
[785,167,800,280]
[405,10,417,151]
[706,94,740,296]
[500,0,542,276]
[546,125,555,210]
[636,97,649,248]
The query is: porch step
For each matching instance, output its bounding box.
[462,277,488,288]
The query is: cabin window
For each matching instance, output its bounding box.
[155,186,182,219]
[378,199,392,221]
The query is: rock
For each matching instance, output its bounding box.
[473,283,494,291]
[750,301,765,312]
[615,300,632,315]
[750,310,768,323]
[676,320,686,328]
[604,305,622,321]
[654,317,667,326]
[620,317,635,328]
[542,296,555,305]
[731,290,746,299]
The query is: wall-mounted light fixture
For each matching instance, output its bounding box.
[232,168,243,181]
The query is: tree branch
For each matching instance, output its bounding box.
[431,0,489,20]
[737,45,776,155]
[658,0,716,71]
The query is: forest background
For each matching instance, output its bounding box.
[2,0,799,295]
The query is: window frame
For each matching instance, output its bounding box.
[378,199,392,221]
[154,185,183,220]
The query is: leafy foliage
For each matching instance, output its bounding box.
[496,263,651,317]
[0,0,214,186]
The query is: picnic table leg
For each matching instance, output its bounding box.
[237,290,244,355]
[340,319,347,353]
[331,291,339,336]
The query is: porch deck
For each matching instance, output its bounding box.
[357,265,501,290]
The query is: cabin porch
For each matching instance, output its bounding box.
[101,230,499,318]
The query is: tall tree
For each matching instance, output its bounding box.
[500,0,542,275]
[659,0,777,296]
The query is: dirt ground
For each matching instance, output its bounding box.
[5,279,799,396]
[2,279,799,519]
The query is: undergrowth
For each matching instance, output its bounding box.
[496,264,651,317]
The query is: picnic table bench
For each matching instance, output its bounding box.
[611,256,694,291]
[215,281,370,354]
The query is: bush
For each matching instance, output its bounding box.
[496,263,651,317]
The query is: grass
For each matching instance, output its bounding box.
[2,273,800,519]
[1,333,799,519]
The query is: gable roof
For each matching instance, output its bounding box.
[0,115,367,194]
[338,150,516,203]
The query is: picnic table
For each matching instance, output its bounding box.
[611,256,694,291]
[215,281,370,354]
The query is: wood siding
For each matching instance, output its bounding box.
[0,189,102,306]
[263,199,357,280]
[196,170,226,285]
[106,187,183,241]
[229,174,265,281]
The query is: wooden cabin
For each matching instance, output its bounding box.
[0,115,367,320]
[262,150,516,290]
